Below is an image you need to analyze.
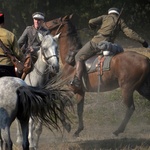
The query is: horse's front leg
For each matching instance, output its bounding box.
[34,121,43,150]
[16,119,23,144]
[1,126,13,150]
[60,100,71,133]
[113,89,135,136]
[0,129,3,150]
[28,118,36,149]
[73,91,85,137]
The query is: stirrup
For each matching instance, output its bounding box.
[70,76,82,89]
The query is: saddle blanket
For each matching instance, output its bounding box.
[85,55,113,73]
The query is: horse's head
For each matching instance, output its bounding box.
[43,14,82,65]
[44,14,76,36]
[40,34,59,74]
[44,15,72,36]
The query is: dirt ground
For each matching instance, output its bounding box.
[11,36,150,150]
[11,91,150,150]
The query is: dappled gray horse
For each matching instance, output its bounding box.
[15,34,59,149]
[0,75,71,150]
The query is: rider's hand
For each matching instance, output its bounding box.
[142,41,148,48]
[29,46,34,52]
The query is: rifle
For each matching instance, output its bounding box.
[109,3,126,41]
[0,39,24,73]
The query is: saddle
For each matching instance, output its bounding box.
[85,55,113,74]
[76,54,113,91]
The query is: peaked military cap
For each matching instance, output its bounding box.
[32,12,45,20]
[108,8,120,15]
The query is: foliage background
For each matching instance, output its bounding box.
[0,0,150,39]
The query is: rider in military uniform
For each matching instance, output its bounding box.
[0,11,24,77]
[18,12,50,62]
[71,7,149,89]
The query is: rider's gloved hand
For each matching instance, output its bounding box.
[142,41,148,48]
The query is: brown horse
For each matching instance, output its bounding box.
[43,15,150,137]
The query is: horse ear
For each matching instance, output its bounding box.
[63,15,69,20]
[63,14,73,20]
[53,33,61,41]
[69,14,74,19]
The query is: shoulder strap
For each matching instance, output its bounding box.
[29,27,39,46]
[0,39,12,55]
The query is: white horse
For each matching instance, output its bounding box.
[15,34,59,149]
[0,34,72,150]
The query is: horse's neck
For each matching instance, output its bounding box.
[25,50,49,86]
[59,41,69,65]
[59,36,77,65]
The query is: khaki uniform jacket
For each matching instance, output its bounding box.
[89,14,145,44]
[0,27,24,66]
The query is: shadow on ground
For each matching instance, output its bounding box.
[66,138,150,150]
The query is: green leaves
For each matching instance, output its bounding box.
[1,0,149,38]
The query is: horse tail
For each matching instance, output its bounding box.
[17,85,73,131]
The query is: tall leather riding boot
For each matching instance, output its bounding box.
[71,61,84,88]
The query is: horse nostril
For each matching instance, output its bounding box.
[54,66,59,73]
[51,65,59,74]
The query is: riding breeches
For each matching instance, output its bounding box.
[75,41,98,62]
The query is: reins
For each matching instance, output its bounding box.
[41,47,58,64]
[27,44,58,86]
[44,21,63,36]
[45,20,78,38]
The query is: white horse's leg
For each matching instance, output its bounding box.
[28,117,36,149]
[0,129,3,150]
[34,121,43,149]
[16,119,23,144]
[1,126,13,150]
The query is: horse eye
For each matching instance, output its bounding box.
[53,21,57,24]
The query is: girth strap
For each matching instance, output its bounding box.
[97,55,105,76]
[96,55,104,93]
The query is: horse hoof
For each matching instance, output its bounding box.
[16,138,22,144]
[29,147,37,150]
[113,131,119,136]
[64,123,71,133]
[73,132,79,138]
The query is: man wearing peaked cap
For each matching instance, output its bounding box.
[0,11,24,77]
[32,12,45,20]
[18,11,50,62]
[108,7,120,15]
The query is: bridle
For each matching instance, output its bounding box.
[41,46,58,65]
[44,18,78,37]
[27,44,58,86]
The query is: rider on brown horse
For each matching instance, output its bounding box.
[71,7,148,89]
